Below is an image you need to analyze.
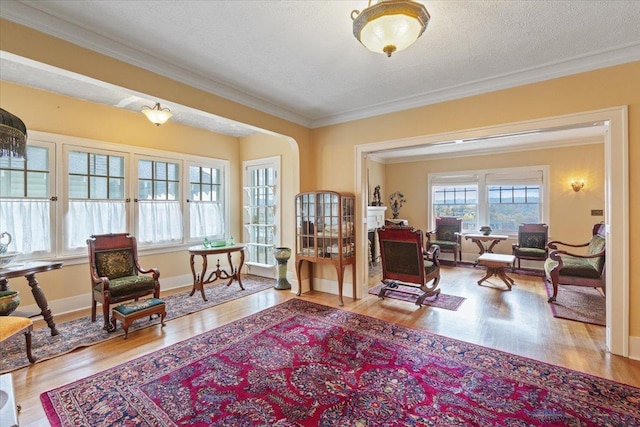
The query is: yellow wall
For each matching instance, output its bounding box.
[1,20,638,339]
[384,143,604,256]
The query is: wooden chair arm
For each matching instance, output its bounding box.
[136,265,160,280]
[424,244,441,266]
[91,275,111,291]
[549,248,605,262]
[547,240,590,250]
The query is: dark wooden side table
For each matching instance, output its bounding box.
[0,261,63,336]
[188,244,246,301]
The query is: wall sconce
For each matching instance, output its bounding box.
[141,102,172,126]
[571,180,585,192]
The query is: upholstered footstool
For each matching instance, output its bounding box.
[0,316,36,363]
[111,298,166,339]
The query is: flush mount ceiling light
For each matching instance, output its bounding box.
[0,107,28,158]
[351,0,430,58]
[141,102,173,126]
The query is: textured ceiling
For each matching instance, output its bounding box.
[0,0,638,154]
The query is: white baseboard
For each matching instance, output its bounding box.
[629,336,640,360]
[18,273,193,318]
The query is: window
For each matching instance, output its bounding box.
[429,167,547,235]
[4,130,229,260]
[433,185,477,232]
[136,157,183,245]
[187,164,225,242]
[487,185,541,233]
[243,157,280,270]
[0,142,54,255]
[65,147,127,251]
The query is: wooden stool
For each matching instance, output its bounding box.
[0,316,36,363]
[477,253,516,290]
[111,298,166,339]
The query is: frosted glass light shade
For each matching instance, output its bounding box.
[352,0,430,57]
[142,103,173,126]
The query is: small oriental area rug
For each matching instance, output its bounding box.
[42,299,640,426]
[368,283,465,310]
[544,280,606,326]
[1,275,273,374]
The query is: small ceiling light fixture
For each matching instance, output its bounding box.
[141,102,173,126]
[0,107,28,159]
[571,179,585,192]
[351,0,430,58]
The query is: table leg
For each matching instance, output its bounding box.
[477,267,495,286]
[472,240,487,255]
[25,273,59,336]
[236,249,245,290]
[497,269,514,290]
[295,259,304,296]
[486,239,501,253]
[199,255,208,301]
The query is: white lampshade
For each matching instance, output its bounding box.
[142,103,173,126]
[352,0,430,57]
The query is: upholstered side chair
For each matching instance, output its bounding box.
[512,223,549,270]
[544,223,605,303]
[87,233,160,331]
[425,216,462,265]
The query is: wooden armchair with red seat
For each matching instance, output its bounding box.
[87,233,160,331]
[377,226,441,306]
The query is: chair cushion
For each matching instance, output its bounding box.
[430,240,457,250]
[423,260,437,276]
[544,256,601,279]
[519,232,546,249]
[95,249,135,279]
[514,247,547,258]
[0,316,33,342]
[94,275,156,298]
[436,226,458,242]
[587,235,606,272]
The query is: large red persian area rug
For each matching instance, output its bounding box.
[41,299,640,426]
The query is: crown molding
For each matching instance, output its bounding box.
[0,1,312,128]
[310,43,640,128]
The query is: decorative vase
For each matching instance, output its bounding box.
[273,247,292,290]
[480,226,492,236]
[0,290,20,316]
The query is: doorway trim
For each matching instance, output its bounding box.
[355,106,629,356]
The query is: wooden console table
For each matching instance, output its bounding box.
[188,244,246,301]
[0,261,63,336]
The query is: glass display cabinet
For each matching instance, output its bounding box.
[295,191,355,305]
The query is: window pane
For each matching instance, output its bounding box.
[90,154,108,176]
[155,181,167,200]
[139,159,152,179]
[189,166,200,183]
[168,163,179,180]
[109,156,124,177]
[69,151,87,174]
[69,175,88,198]
[27,172,49,197]
[155,162,167,180]
[109,177,124,199]
[28,146,49,171]
[139,180,152,200]
[91,176,108,199]
[168,181,179,200]
[1,171,25,197]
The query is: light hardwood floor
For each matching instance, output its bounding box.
[10,265,640,425]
